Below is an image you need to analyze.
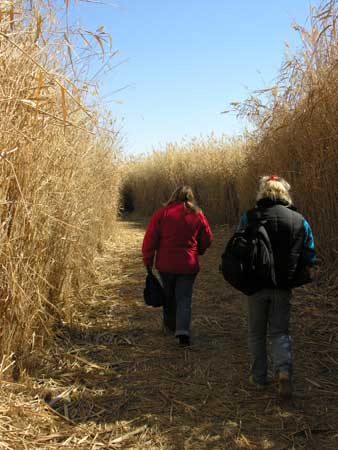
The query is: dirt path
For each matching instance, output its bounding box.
[2,218,337,449]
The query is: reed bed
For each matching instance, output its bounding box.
[123,135,246,225]
[0,0,121,370]
[124,0,338,273]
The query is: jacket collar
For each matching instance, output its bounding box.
[256,197,297,211]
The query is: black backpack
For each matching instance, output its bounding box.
[220,211,277,295]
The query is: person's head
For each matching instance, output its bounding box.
[256,175,292,204]
[166,185,200,213]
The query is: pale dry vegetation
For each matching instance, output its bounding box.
[0,1,336,448]
[0,0,121,369]
[234,0,338,273]
[123,135,246,224]
[124,0,338,276]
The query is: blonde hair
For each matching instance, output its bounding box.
[165,185,201,213]
[256,175,292,204]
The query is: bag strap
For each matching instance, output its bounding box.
[247,207,264,225]
[259,224,277,285]
[245,209,263,237]
[247,208,277,285]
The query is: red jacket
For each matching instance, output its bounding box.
[142,202,213,274]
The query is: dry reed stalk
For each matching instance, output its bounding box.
[0,0,121,371]
[122,135,245,224]
[233,0,338,268]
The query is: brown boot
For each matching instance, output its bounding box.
[278,371,292,399]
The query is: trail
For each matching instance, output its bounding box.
[2,218,337,449]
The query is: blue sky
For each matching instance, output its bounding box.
[69,0,315,154]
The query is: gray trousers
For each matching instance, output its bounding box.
[159,272,197,337]
[248,289,292,384]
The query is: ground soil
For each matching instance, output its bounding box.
[0,218,337,449]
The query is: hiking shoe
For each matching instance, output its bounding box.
[278,371,293,399]
[249,375,268,390]
[178,335,190,347]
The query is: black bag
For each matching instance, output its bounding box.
[143,272,166,307]
[220,211,276,295]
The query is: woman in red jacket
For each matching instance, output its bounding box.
[142,185,212,346]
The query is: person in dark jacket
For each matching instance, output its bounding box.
[237,175,317,398]
[142,185,213,346]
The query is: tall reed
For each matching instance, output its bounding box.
[234,0,338,264]
[123,135,245,224]
[0,1,121,367]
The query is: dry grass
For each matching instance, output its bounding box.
[123,135,245,225]
[0,1,121,369]
[124,0,338,274]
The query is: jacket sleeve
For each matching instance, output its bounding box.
[197,213,213,255]
[142,209,163,267]
[302,218,316,266]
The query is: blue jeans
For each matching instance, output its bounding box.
[247,289,292,384]
[159,273,197,337]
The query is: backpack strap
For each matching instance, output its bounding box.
[247,208,277,286]
[247,207,265,225]
[259,223,277,285]
[245,209,263,236]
